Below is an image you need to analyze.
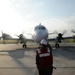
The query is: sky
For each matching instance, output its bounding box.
[0,0,75,38]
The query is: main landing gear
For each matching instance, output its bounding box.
[22,43,27,48]
[55,43,59,48]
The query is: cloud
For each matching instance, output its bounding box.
[46,15,75,37]
[0,0,75,38]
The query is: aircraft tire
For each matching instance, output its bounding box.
[22,43,27,48]
[55,43,59,48]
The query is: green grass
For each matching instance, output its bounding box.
[64,39,75,42]
[0,40,18,44]
[0,38,75,44]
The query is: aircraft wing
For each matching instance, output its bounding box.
[48,36,74,41]
[11,37,34,43]
[62,36,74,39]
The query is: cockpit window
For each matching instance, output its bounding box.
[35,26,45,30]
[39,26,45,30]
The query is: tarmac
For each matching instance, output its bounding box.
[0,42,75,75]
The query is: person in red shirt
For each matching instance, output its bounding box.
[36,39,53,75]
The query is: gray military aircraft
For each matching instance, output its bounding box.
[0,23,74,48]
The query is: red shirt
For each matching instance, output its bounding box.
[36,44,53,69]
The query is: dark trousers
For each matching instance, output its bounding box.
[38,68,53,75]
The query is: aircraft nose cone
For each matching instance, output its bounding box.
[35,32,48,42]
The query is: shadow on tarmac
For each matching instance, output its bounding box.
[53,47,75,60]
[0,49,36,75]
[8,49,35,75]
